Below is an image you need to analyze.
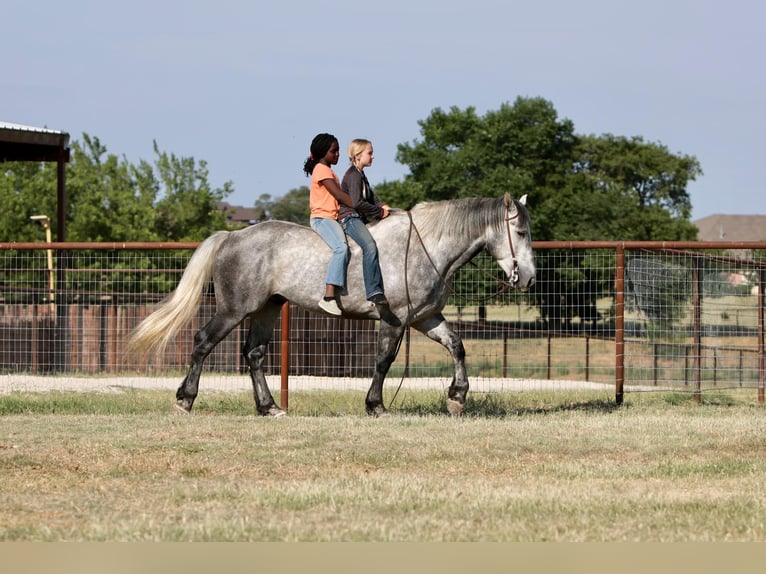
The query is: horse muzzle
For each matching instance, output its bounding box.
[508,261,535,292]
[519,275,535,292]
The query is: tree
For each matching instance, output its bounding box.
[0,161,59,242]
[379,97,700,242]
[270,187,310,225]
[252,193,274,222]
[571,134,701,241]
[378,97,576,219]
[247,187,311,225]
[66,134,159,242]
[152,141,232,242]
[1,134,234,243]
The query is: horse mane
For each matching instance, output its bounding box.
[409,196,525,242]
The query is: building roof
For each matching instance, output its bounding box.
[1,121,71,240]
[0,120,70,162]
[694,214,766,242]
[217,201,259,226]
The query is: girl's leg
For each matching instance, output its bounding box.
[310,217,349,289]
[342,216,384,300]
[310,218,348,315]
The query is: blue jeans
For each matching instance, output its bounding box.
[310,217,348,288]
[340,214,384,299]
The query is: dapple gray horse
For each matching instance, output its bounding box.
[128,193,536,416]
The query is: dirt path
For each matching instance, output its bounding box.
[1,374,615,395]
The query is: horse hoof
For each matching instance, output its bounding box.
[173,401,191,414]
[367,404,387,418]
[446,398,464,417]
[261,406,287,417]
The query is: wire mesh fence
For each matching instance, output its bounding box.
[1,241,764,401]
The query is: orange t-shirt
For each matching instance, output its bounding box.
[310,163,340,219]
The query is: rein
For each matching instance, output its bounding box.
[504,204,520,286]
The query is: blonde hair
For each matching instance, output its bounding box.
[347,138,372,163]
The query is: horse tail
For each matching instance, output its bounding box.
[127,230,230,359]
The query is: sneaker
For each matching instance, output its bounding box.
[368,293,389,306]
[318,298,342,316]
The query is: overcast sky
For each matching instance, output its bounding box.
[3,0,764,221]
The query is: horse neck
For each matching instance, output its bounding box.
[406,217,486,280]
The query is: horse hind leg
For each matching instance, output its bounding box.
[175,312,242,413]
[411,314,468,417]
[243,303,284,417]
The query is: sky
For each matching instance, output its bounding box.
[3,0,764,221]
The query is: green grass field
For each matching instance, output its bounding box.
[2,388,765,541]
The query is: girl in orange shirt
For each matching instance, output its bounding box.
[303,133,354,316]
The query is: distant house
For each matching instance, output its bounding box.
[694,215,766,295]
[217,201,259,228]
[694,214,766,242]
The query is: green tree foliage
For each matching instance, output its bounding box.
[0,134,233,243]
[247,187,311,225]
[152,142,231,242]
[571,134,701,241]
[377,96,700,242]
[0,161,59,242]
[378,97,576,215]
[269,186,310,224]
[66,135,159,242]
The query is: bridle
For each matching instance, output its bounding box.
[504,201,521,287]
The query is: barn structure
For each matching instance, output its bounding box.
[0,121,71,240]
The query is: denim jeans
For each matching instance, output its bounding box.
[310,217,348,288]
[340,214,384,299]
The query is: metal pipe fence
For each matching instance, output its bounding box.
[1,240,765,404]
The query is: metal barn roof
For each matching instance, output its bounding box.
[0,121,70,162]
[1,120,71,240]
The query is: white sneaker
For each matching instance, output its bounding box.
[318,298,342,316]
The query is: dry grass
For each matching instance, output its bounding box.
[2,388,766,541]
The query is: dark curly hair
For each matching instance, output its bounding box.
[302,133,338,176]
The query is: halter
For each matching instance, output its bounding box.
[505,202,520,286]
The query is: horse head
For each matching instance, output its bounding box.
[488,192,536,291]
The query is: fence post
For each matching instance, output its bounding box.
[31,304,39,373]
[280,302,290,412]
[502,331,508,378]
[692,261,702,403]
[759,270,765,404]
[739,350,744,387]
[546,333,551,380]
[615,246,625,405]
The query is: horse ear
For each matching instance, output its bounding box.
[519,194,527,206]
[503,192,512,209]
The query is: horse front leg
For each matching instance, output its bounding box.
[176,313,241,413]
[243,305,284,417]
[412,313,468,416]
[365,322,406,417]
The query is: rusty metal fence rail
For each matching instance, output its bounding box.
[1,240,765,403]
